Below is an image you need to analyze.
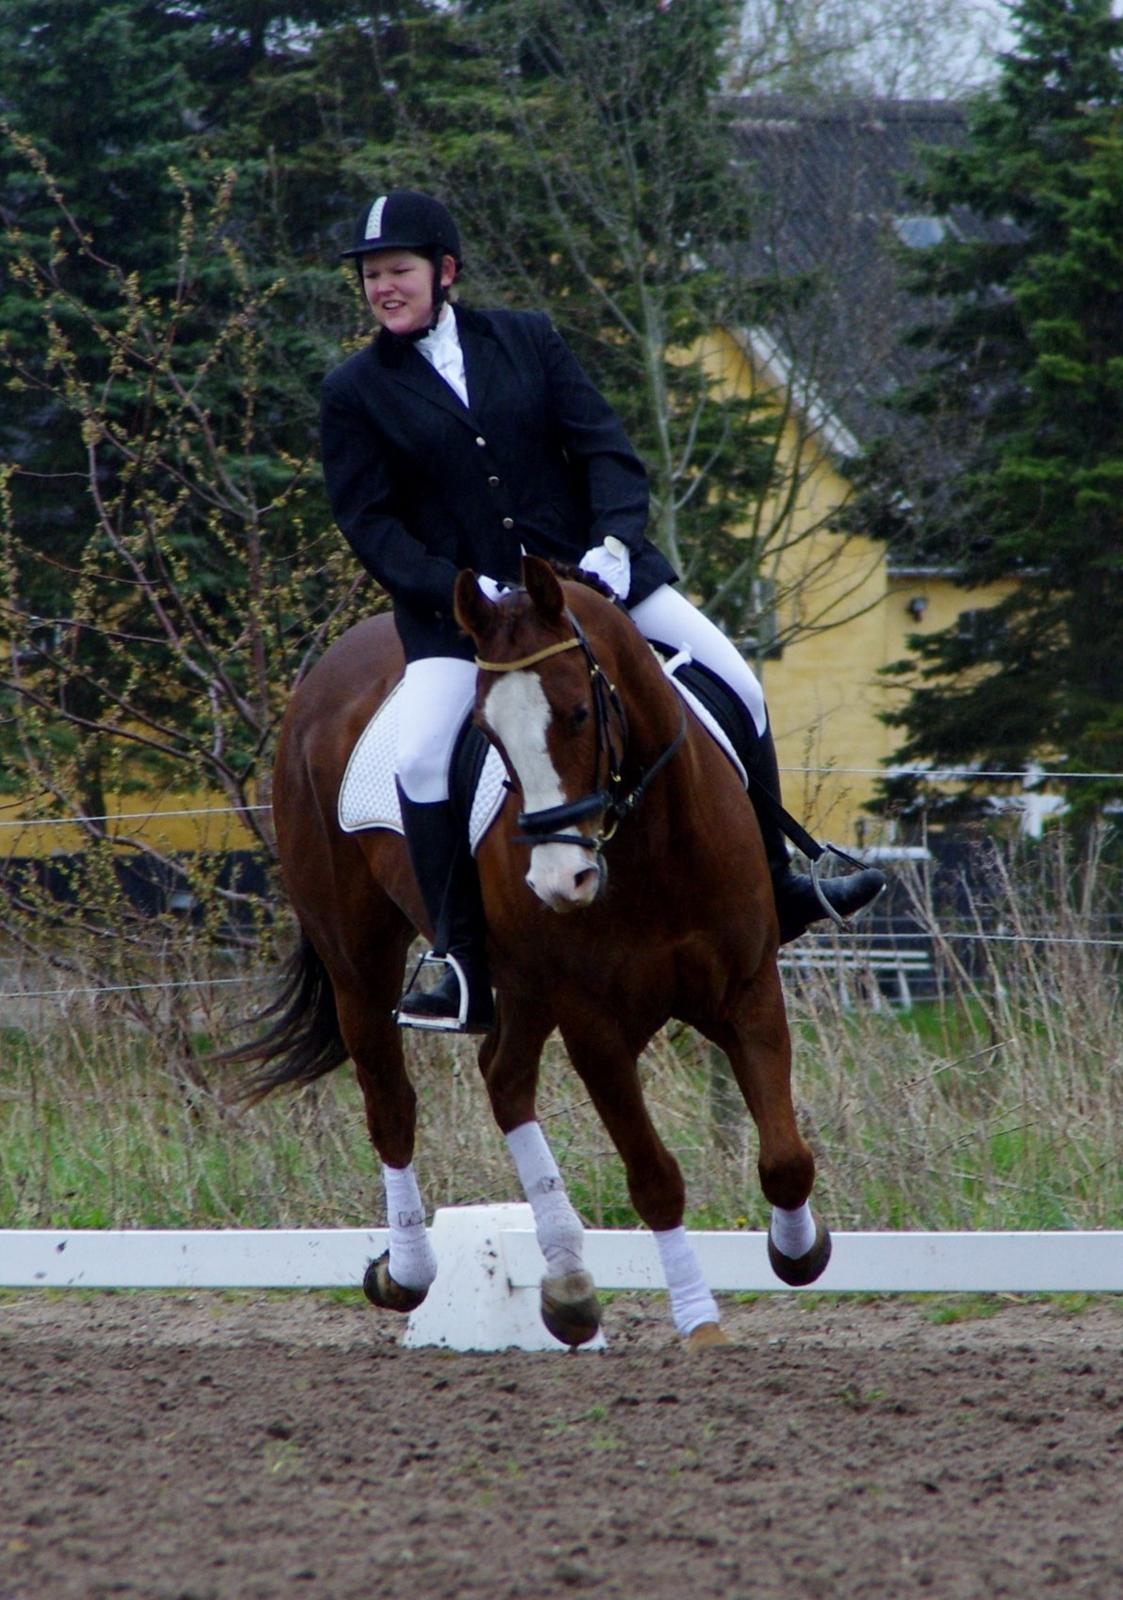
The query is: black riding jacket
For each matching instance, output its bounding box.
[320,305,676,660]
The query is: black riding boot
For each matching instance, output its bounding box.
[746,720,887,946]
[395,785,495,1034]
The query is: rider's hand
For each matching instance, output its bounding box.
[578,537,631,602]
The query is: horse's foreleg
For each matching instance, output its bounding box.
[505,1120,600,1346]
[560,1018,723,1345]
[505,1121,584,1278]
[479,1004,600,1347]
[706,961,832,1287]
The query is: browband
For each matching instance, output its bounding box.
[474,636,582,673]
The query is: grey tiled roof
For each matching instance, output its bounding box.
[726,97,974,450]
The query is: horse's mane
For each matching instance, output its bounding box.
[543,561,616,602]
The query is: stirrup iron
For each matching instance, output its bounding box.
[809,853,848,930]
[809,842,882,931]
[395,950,470,1032]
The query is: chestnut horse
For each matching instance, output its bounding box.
[239,556,830,1347]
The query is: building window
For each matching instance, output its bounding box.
[892,215,951,250]
[956,606,1003,658]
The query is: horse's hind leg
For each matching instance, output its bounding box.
[703,960,831,1287]
[328,913,440,1313]
[477,1001,601,1348]
[557,1015,724,1346]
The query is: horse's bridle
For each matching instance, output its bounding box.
[475,608,687,854]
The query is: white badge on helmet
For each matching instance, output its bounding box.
[364,196,387,242]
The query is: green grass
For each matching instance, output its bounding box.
[918,1294,1006,1325]
[0,1027,377,1230]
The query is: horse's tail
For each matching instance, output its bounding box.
[219,929,349,1103]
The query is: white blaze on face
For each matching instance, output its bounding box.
[484,672,601,912]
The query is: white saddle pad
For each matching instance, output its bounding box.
[337,684,508,854]
[336,657,745,850]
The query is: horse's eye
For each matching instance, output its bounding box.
[569,704,590,733]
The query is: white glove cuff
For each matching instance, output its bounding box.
[579,537,631,600]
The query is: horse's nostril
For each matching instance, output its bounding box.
[574,867,598,893]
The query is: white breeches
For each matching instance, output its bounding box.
[394,584,767,802]
[629,584,768,738]
[395,657,478,803]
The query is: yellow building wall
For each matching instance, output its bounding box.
[2,789,260,863]
[701,326,1014,844]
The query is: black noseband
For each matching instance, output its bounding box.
[514,790,613,849]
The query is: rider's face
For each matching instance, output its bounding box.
[361,248,456,337]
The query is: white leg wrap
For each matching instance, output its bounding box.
[505,1122,584,1278]
[769,1201,817,1260]
[654,1225,720,1337]
[382,1163,438,1292]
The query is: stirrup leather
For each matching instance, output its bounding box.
[395,950,470,1033]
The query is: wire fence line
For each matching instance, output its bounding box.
[0,770,1116,1007]
[0,975,273,1002]
[0,803,274,831]
[0,761,1119,833]
[2,925,1120,1005]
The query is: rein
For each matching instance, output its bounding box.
[476,608,687,854]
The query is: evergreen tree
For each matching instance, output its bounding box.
[0,2,375,831]
[862,0,1123,827]
[0,1,196,537]
[1,1,201,817]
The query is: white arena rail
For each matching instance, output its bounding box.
[3,1204,1122,1351]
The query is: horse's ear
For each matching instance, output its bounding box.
[522,555,565,622]
[454,570,496,642]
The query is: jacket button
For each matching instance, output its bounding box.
[488,475,500,488]
[502,517,514,530]
[475,436,486,447]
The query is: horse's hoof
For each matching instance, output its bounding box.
[686,1322,730,1350]
[767,1217,832,1287]
[540,1270,601,1347]
[362,1250,429,1314]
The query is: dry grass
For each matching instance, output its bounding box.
[1,836,1119,1234]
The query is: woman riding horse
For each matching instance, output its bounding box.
[320,188,886,1037]
[258,557,835,1341]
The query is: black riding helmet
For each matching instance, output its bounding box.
[341,190,462,338]
[341,190,462,264]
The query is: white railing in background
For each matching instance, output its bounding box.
[3,1205,1122,1352]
